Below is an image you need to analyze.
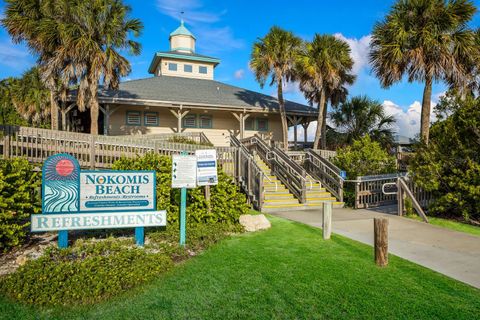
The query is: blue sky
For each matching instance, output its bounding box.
[1,0,480,138]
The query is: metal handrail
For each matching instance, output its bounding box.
[304,149,344,202]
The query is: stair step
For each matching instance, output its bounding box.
[264,194,296,199]
[263,203,305,209]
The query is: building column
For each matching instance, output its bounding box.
[170,105,189,133]
[302,121,310,144]
[99,105,119,135]
[232,112,250,139]
[287,116,302,150]
[60,103,76,131]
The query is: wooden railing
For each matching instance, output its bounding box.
[141,132,213,145]
[353,173,433,209]
[242,135,307,203]
[0,126,235,175]
[230,135,264,210]
[304,149,344,202]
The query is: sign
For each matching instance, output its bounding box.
[79,171,156,212]
[172,154,197,188]
[195,149,218,186]
[34,153,166,248]
[31,211,166,232]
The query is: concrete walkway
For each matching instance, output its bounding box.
[271,207,480,289]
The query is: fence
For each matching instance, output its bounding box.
[0,125,235,175]
[353,173,433,209]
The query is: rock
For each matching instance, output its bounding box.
[15,255,28,266]
[239,214,271,232]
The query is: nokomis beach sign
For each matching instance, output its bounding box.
[31,153,166,248]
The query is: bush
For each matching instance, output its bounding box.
[167,136,213,146]
[0,158,41,252]
[0,222,240,306]
[332,135,397,206]
[0,239,173,305]
[410,94,480,222]
[112,153,249,224]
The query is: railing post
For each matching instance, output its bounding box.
[3,131,10,159]
[89,135,96,169]
[339,179,344,203]
[247,158,252,193]
[355,182,360,209]
[300,170,307,203]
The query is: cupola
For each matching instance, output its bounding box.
[169,20,196,53]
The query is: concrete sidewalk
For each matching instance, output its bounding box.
[271,208,480,289]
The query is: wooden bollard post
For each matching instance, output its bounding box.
[322,202,332,240]
[374,218,389,267]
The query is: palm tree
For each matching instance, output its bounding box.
[329,96,396,149]
[370,0,478,144]
[296,34,355,149]
[250,26,302,150]
[2,0,143,134]
[10,67,51,127]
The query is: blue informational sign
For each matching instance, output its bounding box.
[33,153,166,248]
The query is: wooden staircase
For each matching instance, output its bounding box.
[255,156,343,212]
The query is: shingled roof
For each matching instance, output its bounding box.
[96,76,318,115]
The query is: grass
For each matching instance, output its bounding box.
[406,214,480,237]
[1,216,479,319]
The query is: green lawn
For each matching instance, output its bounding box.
[1,216,480,319]
[406,215,480,237]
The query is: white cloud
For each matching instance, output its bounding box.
[334,33,372,75]
[195,26,244,54]
[156,0,222,23]
[382,100,437,138]
[0,39,32,69]
[156,0,243,53]
[234,69,244,80]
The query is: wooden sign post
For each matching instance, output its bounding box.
[374,217,389,267]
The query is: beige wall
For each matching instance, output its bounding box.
[155,58,215,80]
[107,105,283,146]
[170,35,195,53]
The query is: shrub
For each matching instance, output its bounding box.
[112,153,249,224]
[0,158,41,252]
[0,222,240,306]
[332,135,397,206]
[0,239,173,305]
[167,136,214,146]
[410,94,480,222]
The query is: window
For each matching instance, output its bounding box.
[126,111,141,125]
[144,112,159,126]
[183,114,197,128]
[168,63,177,71]
[245,117,255,130]
[199,115,212,128]
[184,64,193,73]
[257,118,269,131]
[199,66,208,74]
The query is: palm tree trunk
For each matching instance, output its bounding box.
[89,73,100,135]
[50,91,59,130]
[321,103,328,149]
[277,78,289,151]
[420,76,432,144]
[313,88,326,149]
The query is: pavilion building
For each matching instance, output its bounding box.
[72,21,318,146]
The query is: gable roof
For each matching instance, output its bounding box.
[96,76,318,115]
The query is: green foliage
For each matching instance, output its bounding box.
[0,222,240,306]
[112,153,249,224]
[0,78,28,126]
[0,158,41,252]
[166,136,213,146]
[0,239,173,306]
[333,135,397,179]
[329,95,396,149]
[333,135,397,207]
[410,94,480,222]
